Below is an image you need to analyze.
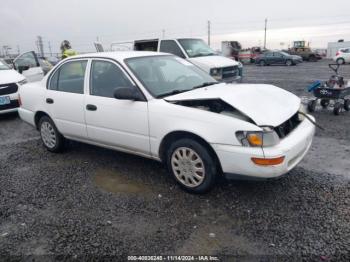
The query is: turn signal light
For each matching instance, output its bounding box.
[251,156,285,166]
[247,133,263,146]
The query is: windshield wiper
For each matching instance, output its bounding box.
[192,82,218,90]
[157,89,190,98]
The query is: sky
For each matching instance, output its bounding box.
[1,0,350,56]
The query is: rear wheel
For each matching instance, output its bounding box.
[336,58,345,65]
[333,102,342,115]
[39,116,65,152]
[320,99,330,108]
[166,138,217,194]
[344,99,350,111]
[308,100,317,112]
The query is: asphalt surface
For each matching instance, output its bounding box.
[0,59,349,261]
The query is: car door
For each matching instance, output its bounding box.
[13,51,44,82]
[85,59,150,155]
[264,52,274,64]
[46,59,88,139]
[273,52,285,64]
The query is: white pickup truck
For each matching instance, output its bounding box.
[134,38,243,83]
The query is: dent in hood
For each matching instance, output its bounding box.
[165,83,301,127]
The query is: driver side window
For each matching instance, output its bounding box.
[14,52,38,68]
[160,40,185,59]
[90,60,134,98]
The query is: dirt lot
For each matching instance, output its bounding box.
[0,60,349,260]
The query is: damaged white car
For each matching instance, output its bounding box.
[18,52,315,193]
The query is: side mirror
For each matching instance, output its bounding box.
[113,86,143,101]
[18,65,30,74]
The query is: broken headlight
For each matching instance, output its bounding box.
[236,127,280,147]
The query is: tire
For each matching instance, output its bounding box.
[308,100,317,112]
[166,138,218,194]
[320,99,330,108]
[336,58,345,65]
[333,102,342,115]
[285,60,293,66]
[344,99,350,111]
[39,116,65,152]
[259,60,266,66]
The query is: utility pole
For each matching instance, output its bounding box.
[37,36,44,57]
[17,45,20,55]
[96,36,99,42]
[48,41,52,56]
[207,20,211,47]
[264,18,267,49]
[162,29,165,39]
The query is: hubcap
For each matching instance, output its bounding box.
[41,122,56,148]
[171,147,205,188]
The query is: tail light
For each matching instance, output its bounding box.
[336,51,340,56]
[18,94,22,107]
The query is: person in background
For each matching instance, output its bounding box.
[60,40,77,59]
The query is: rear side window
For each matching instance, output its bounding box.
[90,60,133,98]
[160,40,185,58]
[49,60,87,94]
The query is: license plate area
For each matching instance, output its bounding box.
[0,96,10,105]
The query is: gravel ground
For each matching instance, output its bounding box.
[0,59,349,261]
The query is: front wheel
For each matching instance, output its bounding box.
[39,116,65,152]
[166,138,218,194]
[285,60,293,66]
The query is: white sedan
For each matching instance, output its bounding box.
[18,52,315,193]
[0,59,27,114]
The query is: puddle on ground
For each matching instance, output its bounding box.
[93,169,152,194]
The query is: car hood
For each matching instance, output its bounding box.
[165,83,301,127]
[0,69,25,85]
[188,55,239,73]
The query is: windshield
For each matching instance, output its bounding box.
[125,55,217,98]
[178,39,216,58]
[0,59,11,70]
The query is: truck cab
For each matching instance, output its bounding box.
[134,38,242,82]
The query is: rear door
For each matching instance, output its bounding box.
[85,59,150,155]
[14,51,44,82]
[46,59,88,139]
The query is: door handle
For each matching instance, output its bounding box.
[86,104,97,111]
[46,98,54,104]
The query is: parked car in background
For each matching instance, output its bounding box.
[13,51,52,82]
[333,48,350,64]
[18,52,315,193]
[0,58,27,114]
[133,38,243,82]
[255,51,302,66]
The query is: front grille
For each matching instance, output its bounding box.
[0,99,19,111]
[274,113,301,138]
[0,83,18,95]
[222,66,239,79]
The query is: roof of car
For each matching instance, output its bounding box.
[68,51,168,61]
